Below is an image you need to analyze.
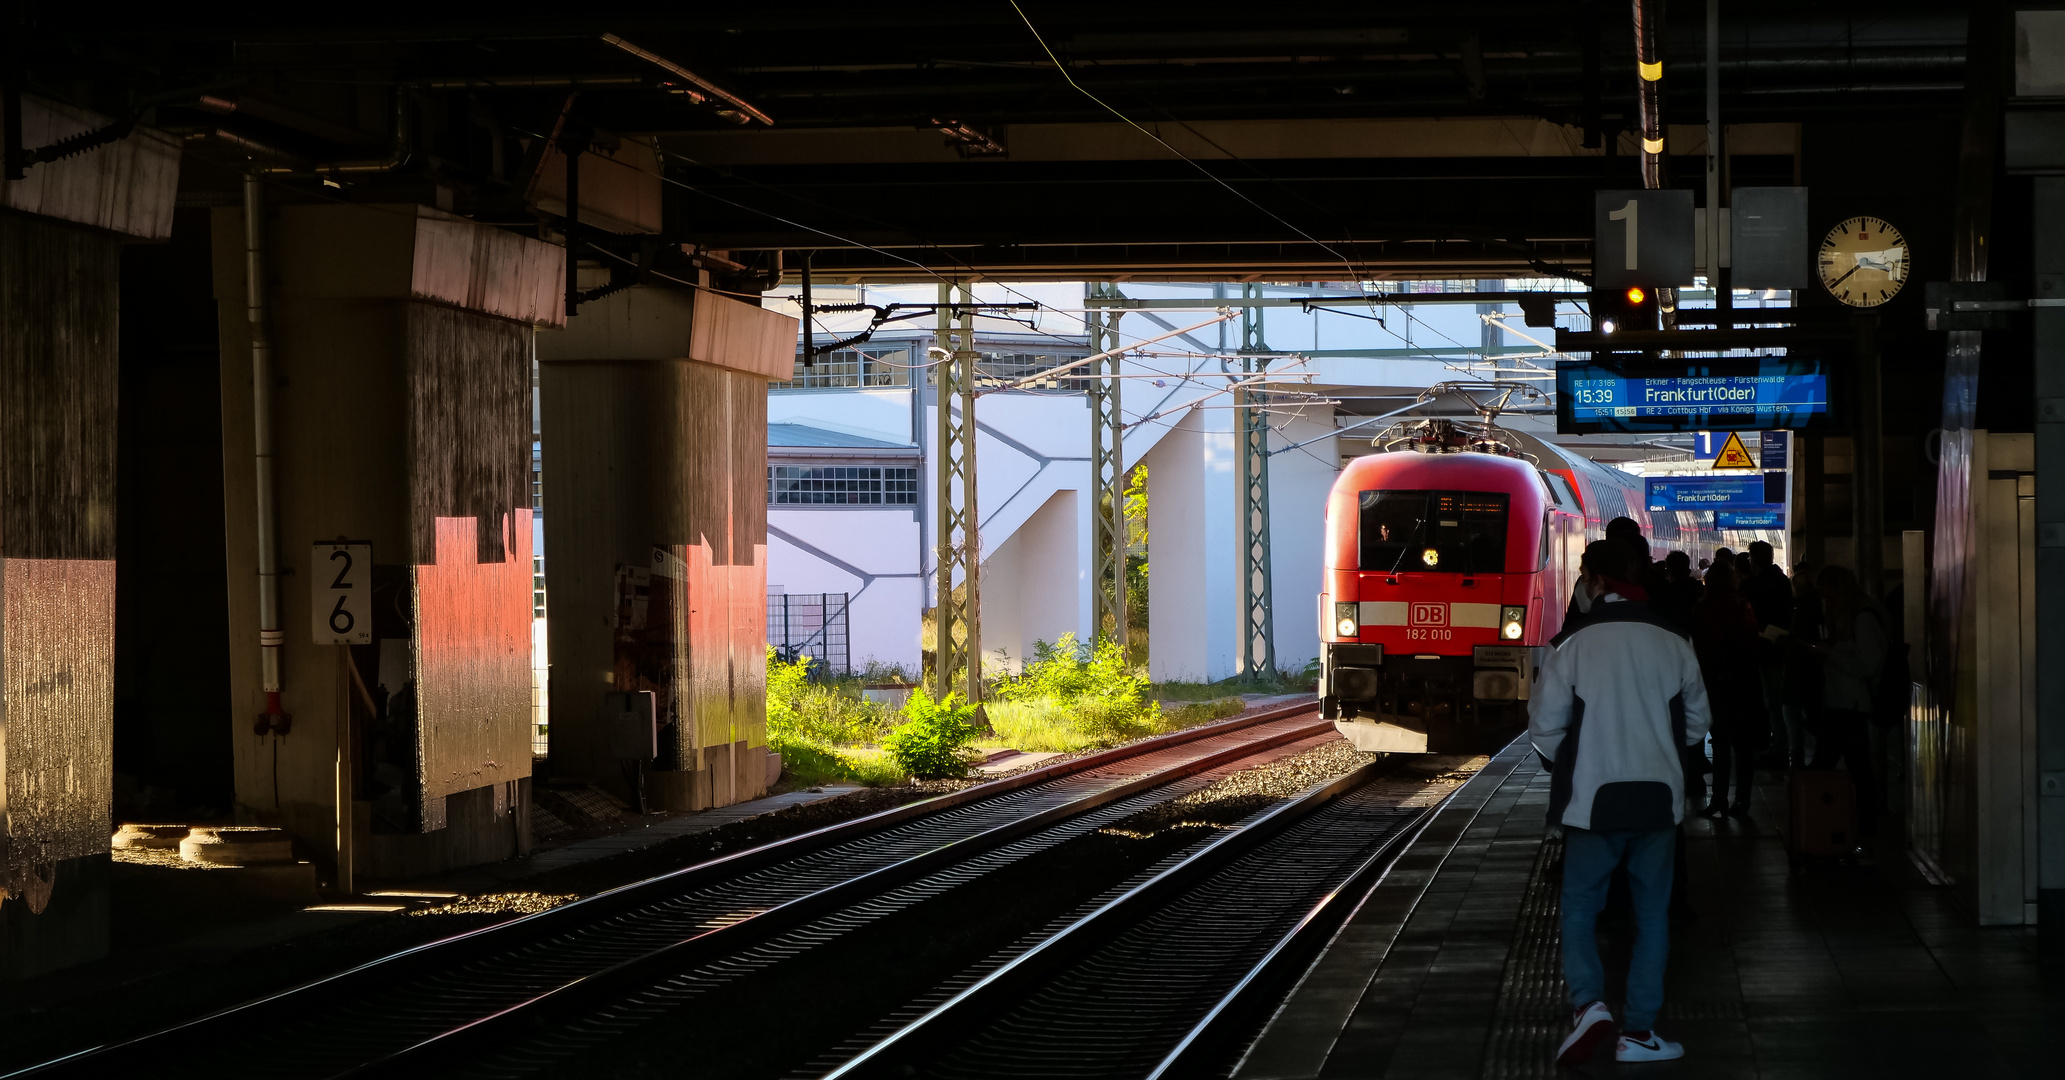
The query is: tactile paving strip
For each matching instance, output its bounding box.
[1480,834,1567,1080]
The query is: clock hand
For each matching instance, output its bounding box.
[1825,262,1862,290]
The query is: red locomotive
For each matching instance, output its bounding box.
[1317,419,1751,753]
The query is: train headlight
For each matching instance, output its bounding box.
[1500,605,1527,640]
[1334,602,1358,638]
[1420,547,1440,568]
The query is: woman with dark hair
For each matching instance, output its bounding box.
[1805,564,1886,839]
[1693,561,1763,817]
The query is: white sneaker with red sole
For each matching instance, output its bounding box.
[1556,1001,1616,1066]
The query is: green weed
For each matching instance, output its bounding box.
[766,646,906,785]
[882,688,981,779]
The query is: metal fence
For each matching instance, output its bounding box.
[768,592,851,674]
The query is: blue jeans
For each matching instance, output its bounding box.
[1561,825,1675,1031]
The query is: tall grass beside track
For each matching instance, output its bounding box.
[765,638,1255,785]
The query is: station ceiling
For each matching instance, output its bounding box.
[18,2,1973,283]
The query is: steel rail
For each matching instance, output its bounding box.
[1146,799,1437,1078]
[343,713,1336,1076]
[819,757,1411,1080]
[11,701,1321,1079]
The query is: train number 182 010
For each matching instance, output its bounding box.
[1405,628,1452,641]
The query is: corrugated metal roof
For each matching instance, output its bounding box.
[769,422,913,450]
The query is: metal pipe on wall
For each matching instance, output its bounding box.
[1631,0,1677,329]
[1631,0,1668,190]
[562,133,582,318]
[1707,0,1732,331]
[244,174,288,732]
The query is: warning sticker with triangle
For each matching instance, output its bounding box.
[1711,431,1757,470]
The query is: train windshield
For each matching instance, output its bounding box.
[1358,490,1511,573]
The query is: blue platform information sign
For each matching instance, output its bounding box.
[1716,509,1785,529]
[1557,358,1830,434]
[1646,475,1776,512]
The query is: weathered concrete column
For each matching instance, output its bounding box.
[0,95,178,978]
[213,201,561,878]
[537,285,792,810]
[1140,409,1240,683]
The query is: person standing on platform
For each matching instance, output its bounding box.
[1563,517,1656,630]
[1533,541,1711,1066]
[1743,542,1795,769]
[1805,565,1886,846]
[1653,550,1703,634]
[1780,563,1825,768]
[1692,562,1763,817]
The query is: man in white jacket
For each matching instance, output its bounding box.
[1532,540,1711,1067]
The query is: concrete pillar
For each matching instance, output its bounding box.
[0,95,178,977]
[980,487,1084,671]
[2034,177,2065,958]
[1264,405,1340,675]
[213,202,560,878]
[536,286,793,810]
[1141,409,1239,683]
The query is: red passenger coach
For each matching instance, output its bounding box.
[1316,426,1751,753]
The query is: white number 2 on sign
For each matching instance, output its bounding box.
[313,543,373,645]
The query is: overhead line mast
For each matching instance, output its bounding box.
[1089,282,1129,650]
[933,284,982,704]
[1237,283,1277,683]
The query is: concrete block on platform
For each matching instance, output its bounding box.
[111,824,191,851]
[975,751,1063,774]
[180,827,293,867]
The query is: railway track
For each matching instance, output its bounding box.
[14,703,1336,1080]
[818,755,1441,1080]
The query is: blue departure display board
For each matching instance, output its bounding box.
[1716,509,1785,529]
[1646,475,1779,512]
[1556,357,1830,434]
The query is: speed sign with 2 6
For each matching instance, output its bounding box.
[313,542,373,645]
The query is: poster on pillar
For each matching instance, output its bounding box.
[312,543,373,645]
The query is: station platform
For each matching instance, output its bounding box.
[1236,739,2065,1079]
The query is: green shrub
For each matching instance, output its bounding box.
[767,647,894,743]
[882,687,980,779]
[990,633,1161,747]
[766,646,904,786]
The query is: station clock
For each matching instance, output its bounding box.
[1816,216,1908,308]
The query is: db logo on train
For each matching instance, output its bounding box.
[1409,603,1448,628]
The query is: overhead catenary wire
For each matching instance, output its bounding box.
[982,310,1240,393]
[1005,0,1382,313]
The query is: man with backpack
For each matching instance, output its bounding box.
[1533,541,1712,1066]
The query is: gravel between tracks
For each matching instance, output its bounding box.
[1100,739,1383,839]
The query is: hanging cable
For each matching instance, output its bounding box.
[1006,0,1377,304]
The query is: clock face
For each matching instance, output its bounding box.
[1817,216,1908,308]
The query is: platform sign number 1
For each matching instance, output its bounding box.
[313,543,373,645]
[1609,199,1639,270]
[1594,190,1694,291]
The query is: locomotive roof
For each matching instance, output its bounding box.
[1337,450,1547,493]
